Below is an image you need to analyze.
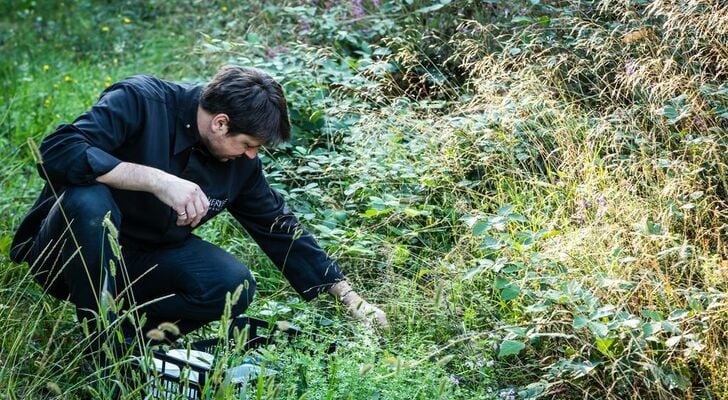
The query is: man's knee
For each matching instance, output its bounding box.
[60,184,120,226]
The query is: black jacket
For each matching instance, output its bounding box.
[10,75,344,300]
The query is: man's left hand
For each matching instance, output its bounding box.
[329,281,389,329]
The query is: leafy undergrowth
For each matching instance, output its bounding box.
[1,0,726,399]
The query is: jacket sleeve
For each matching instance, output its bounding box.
[228,158,345,300]
[38,84,142,185]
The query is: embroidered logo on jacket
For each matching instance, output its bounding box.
[208,197,228,213]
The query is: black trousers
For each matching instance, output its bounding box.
[27,184,256,341]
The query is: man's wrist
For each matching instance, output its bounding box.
[329,280,353,299]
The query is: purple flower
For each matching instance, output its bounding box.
[624,59,637,76]
[351,0,365,18]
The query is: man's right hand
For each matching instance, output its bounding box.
[154,175,210,227]
[97,162,210,227]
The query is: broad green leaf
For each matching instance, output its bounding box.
[595,337,615,357]
[661,321,681,334]
[511,16,532,24]
[663,371,690,391]
[588,321,609,338]
[472,220,490,236]
[665,335,682,348]
[415,0,451,14]
[668,309,689,321]
[505,327,527,338]
[494,276,510,290]
[462,267,482,281]
[497,205,514,216]
[501,284,521,301]
[573,315,589,329]
[641,309,664,321]
[498,340,525,357]
[622,318,641,329]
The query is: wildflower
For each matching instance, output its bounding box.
[123,17,131,24]
[101,26,109,32]
[624,59,637,76]
[498,388,517,400]
[276,320,291,331]
[297,17,311,35]
[693,116,707,132]
[42,64,49,72]
[350,0,364,18]
[221,5,228,12]
[64,75,72,83]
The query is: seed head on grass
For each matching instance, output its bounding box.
[146,328,166,341]
[157,322,180,337]
[45,381,62,395]
[437,354,455,366]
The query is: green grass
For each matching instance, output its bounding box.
[1,0,727,399]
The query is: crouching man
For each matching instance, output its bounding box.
[10,65,387,352]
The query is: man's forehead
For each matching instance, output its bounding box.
[235,133,265,147]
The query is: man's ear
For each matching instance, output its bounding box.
[211,113,229,134]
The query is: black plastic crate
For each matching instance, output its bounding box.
[133,316,301,399]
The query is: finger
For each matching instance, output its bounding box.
[175,205,187,226]
[196,193,208,217]
[174,206,186,218]
[201,192,210,213]
[178,203,196,226]
[377,312,390,329]
[191,196,206,227]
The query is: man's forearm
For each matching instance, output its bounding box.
[97,162,210,227]
[96,161,168,194]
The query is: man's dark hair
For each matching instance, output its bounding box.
[200,65,290,144]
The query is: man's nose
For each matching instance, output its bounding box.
[244,148,258,159]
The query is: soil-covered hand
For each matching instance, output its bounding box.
[341,291,389,329]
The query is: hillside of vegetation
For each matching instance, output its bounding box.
[1,1,726,399]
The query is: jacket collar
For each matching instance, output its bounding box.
[174,83,204,155]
